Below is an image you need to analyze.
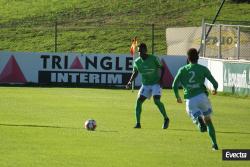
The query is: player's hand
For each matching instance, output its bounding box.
[126,81,132,89]
[212,90,217,95]
[177,97,182,103]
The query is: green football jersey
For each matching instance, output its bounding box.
[133,54,162,85]
[172,63,218,99]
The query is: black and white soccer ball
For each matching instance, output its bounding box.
[84,119,97,131]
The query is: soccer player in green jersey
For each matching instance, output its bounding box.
[172,48,219,150]
[126,43,169,129]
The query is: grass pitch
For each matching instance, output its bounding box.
[0,87,249,167]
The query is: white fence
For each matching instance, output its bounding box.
[201,23,250,60]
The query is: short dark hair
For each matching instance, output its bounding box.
[138,43,147,52]
[187,48,199,63]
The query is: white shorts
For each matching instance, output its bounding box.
[185,93,212,121]
[138,84,162,99]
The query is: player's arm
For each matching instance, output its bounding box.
[155,56,165,86]
[205,68,218,94]
[172,69,182,103]
[126,69,138,88]
[159,65,165,86]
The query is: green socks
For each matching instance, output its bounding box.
[154,99,168,119]
[207,122,217,145]
[135,99,168,124]
[135,100,143,123]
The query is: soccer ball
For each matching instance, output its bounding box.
[84,119,97,131]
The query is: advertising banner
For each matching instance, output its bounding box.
[0,51,187,88]
[223,62,250,95]
[0,52,133,87]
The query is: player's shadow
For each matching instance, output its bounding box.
[1,123,248,134]
[0,123,79,129]
[169,128,250,135]
[0,123,118,133]
[216,130,250,135]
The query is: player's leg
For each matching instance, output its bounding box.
[134,95,146,128]
[192,116,207,132]
[153,95,169,129]
[197,116,207,132]
[200,93,218,150]
[186,95,206,132]
[152,84,169,129]
[134,85,149,128]
[203,116,218,150]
